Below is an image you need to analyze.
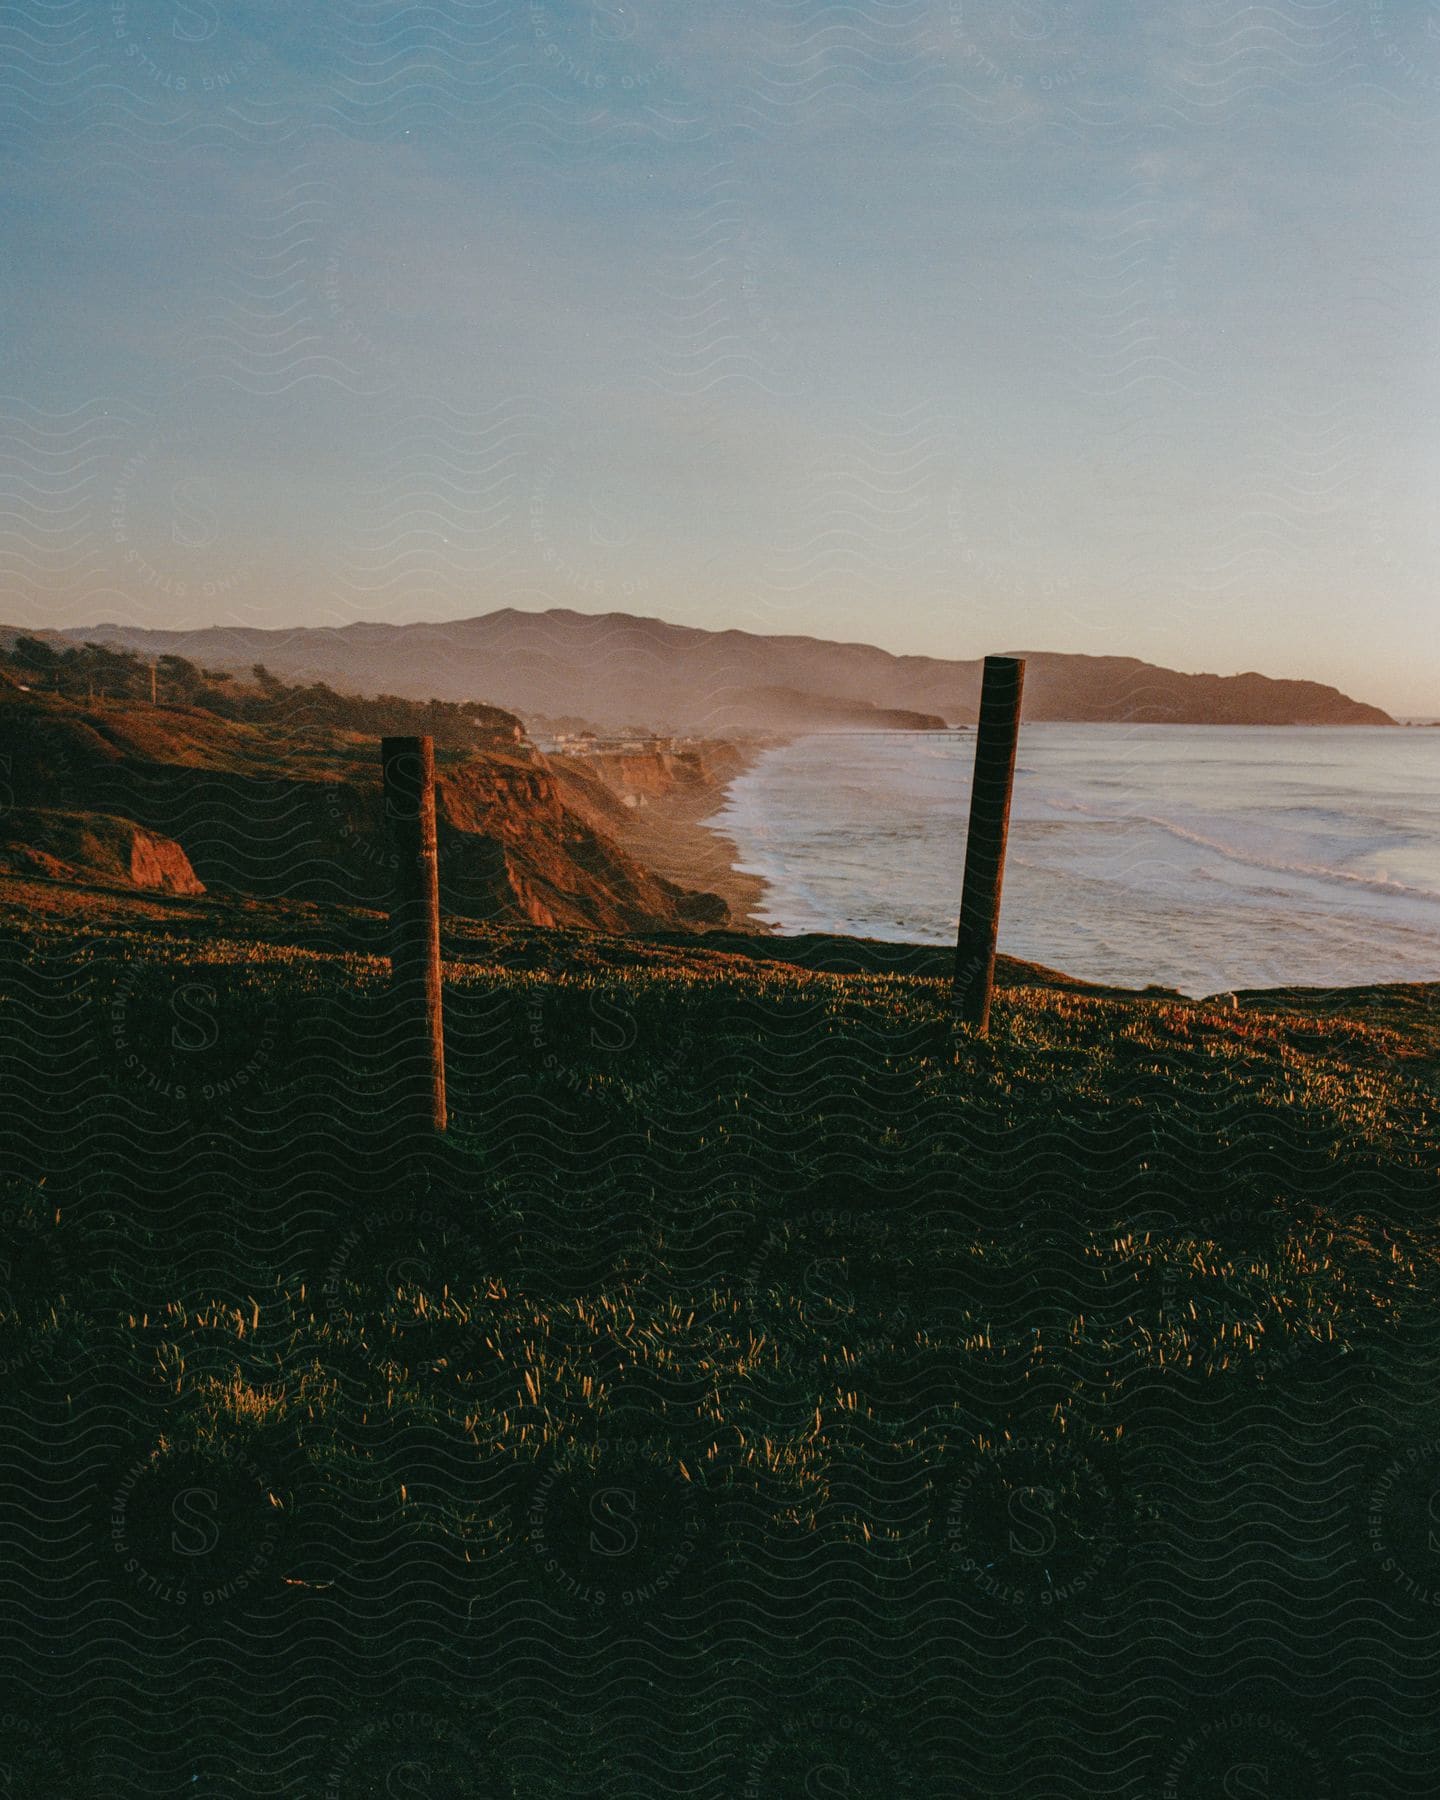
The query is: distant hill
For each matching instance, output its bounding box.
[3,608,1396,729]
[718,686,948,733]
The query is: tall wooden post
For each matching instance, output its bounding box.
[381,735,447,1134]
[952,656,1026,1033]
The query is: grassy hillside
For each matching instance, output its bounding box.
[0,685,733,933]
[1,894,1437,1794]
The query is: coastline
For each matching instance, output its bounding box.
[668,724,1440,992]
[608,742,775,933]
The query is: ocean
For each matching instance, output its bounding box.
[707,725,1440,995]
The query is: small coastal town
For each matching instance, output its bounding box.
[530,726,703,759]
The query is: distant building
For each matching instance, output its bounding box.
[533,727,686,758]
[469,715,523,747]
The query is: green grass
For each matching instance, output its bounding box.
[6,911,1438,1472]
[2,905,1438,1793]
[6,922,1436,1433]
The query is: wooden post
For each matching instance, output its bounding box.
[952,655,1026,1033]
[381,735,447,1134]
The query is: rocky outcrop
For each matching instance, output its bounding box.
[0,808,204,895]
[126,822,206,893]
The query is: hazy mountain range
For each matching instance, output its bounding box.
[19,609,1395,730]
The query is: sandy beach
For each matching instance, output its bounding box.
[605,743,774,932]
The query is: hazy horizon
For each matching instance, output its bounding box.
[4,4,1438,711]
[20,599,1420,716]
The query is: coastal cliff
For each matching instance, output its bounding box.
[548,740,767,929]
[551,741,752,814]
[0,690,732,932]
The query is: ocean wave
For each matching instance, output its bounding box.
[1125,812,1440,908]
[705,727,1440,987]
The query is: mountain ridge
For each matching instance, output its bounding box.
[6,607,1396,728]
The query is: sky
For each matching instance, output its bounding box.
[2,2,1438,711]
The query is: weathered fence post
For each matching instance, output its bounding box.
[381,735,447,1134]
[952,655,1026,1033]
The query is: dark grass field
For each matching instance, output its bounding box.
[2,893,1439,1796]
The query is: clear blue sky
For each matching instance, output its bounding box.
[3,2,1438,710]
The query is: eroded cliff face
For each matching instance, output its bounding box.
[546,742,759,928]
[126,823,206,894]
[0,694,728,931]
[435,756,708,931]
[550,743,750,816]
